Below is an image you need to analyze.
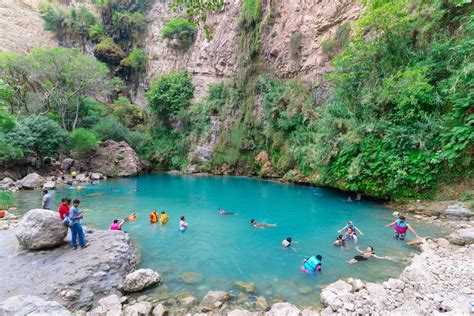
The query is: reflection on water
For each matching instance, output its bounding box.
[14,174,441,307]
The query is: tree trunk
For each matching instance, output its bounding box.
[72,98,81,131]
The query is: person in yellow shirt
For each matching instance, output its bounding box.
[159,211,169,224]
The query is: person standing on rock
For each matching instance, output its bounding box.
[68,199,88,249]
[385,215,419,240]
[41,189,52,210]
[58,197,71,220]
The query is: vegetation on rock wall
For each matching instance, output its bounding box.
[161,18,198,51]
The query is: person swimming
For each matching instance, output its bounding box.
[281,237,300,251]
[159,211,169,224]
[338,221,364,243]
[385,215,419,240]
[110,188,118,192]
[347,246,389,264]
[218,208,238,215]
[132,188,139,192]
[250,219,277,228]
[334,235,346,247]
[179,216,188,232]
[300,255,322,274]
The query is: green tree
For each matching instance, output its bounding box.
[92,117,131,142]
[69,128,99,157]
[146,72,194,124]
[160,18,197,51]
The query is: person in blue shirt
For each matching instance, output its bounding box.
[68,199,88,250]
[300,255,322,274]
[338,221,364,243]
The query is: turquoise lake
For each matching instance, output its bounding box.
[14,174,438,307]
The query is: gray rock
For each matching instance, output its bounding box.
[123,301,152,316]
[43,180,56,190]
[265,303,301,316]
[445,204,472,220]
[0,295,71,316]
[320,280,352,311]
[228,309,260,316]
[0,228,138,310]
[151,304,167,316]
[178,296,198,308]
[19,172,46,189]
[123,269,161,293]
[90,294,122,316]
[90,173,104,180]
[448,228,474,245]
[301,308,319,315]
[15,209,67,250]
[61,158,75,170]
[88,140,142,177]
[0,177,16,190]
[255,296,269,311]
[199,291,230,312]
[383,278,405,290]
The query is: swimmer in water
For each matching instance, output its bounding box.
[338,221,364,243]
[218,208,238,215]
[132,188,139,192]
[250,219,277,228]
[334,235,346,248]
[179,216,188,233]
[300,255,322,274]
[110,188,118,192]
[347,246,389,264]
[281,237,300,251]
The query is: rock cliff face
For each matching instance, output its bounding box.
[142,0,361,103]
[0,0,57,53]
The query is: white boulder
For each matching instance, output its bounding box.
[448,228,474,246]
[19,173,46,189]
[122,269,161,293]
[445,204,472,220]
[265,303,301,316]
[123,301,152,316]
[15,209,67,250]
[199,291,230,312]
[43,181,56,190]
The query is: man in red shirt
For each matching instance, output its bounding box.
[58,197,71,220]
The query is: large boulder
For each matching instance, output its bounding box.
[199,291,230,312]
[0,295,71,316]
[61,158,75,170]
[448,228,474,245]
[0,177,16,190]
[15,209,67,250]
[0,229,139,310]
[18,172,46,189]
[320,280,353,312]
[122,269,161,293]
[88,140,142,177]
[445,204,472,220]
[265,303,301,316]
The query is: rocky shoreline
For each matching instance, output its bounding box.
[0,202,472,315]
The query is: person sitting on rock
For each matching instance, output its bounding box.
[250,219,277,228]
[347,246,388,264]
[67,199,88,250]
[300,255,322,274]
[334,235,346,248]
[338,221,364,243]
[385,215,418,240]
[58,197,71,220]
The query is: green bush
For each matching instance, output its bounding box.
[120,49,147,72]
[93,37,126,65]
[0,109,15,132]
[66,5,96,36]
[88,23,105,41]
[92,117,131,143]
[146,72,194,124]
[320,23,351,56]
[39,4,65,32]
[160,18,197,51]
[69,128,99,157]
[111,11,147,42]
[110,97,145,129]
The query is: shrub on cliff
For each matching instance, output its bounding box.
[93,37,126,66]
[92,117,131,143]
[146,72,194,125]
[69,128,99,157]
[120,49,147,72]
[160,18,197,51]
[39,4,65,32]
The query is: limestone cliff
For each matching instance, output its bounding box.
[0,0,57,53]
[143,0,361,102]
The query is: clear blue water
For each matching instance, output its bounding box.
[14,174,438,307]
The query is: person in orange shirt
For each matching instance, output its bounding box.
[150,209,158,224]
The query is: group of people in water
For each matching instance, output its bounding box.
[46,188,419,275]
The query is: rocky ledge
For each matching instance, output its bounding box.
[0,226,139,310]
[320,236,474,315]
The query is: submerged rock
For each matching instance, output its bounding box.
[235,280,256,293]
[448,228,474,245]
[0,295,71,316]
[15,209,67,250]
[180,271,203,284]
[0,229,138,310]
[265,302,301,316]
[123,269,161,293]
[199,291,230,312]
[152,303,168,316]
[19,172,45,189]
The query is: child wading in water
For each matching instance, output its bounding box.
[179,216,188,233]
[347,246,389,264]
